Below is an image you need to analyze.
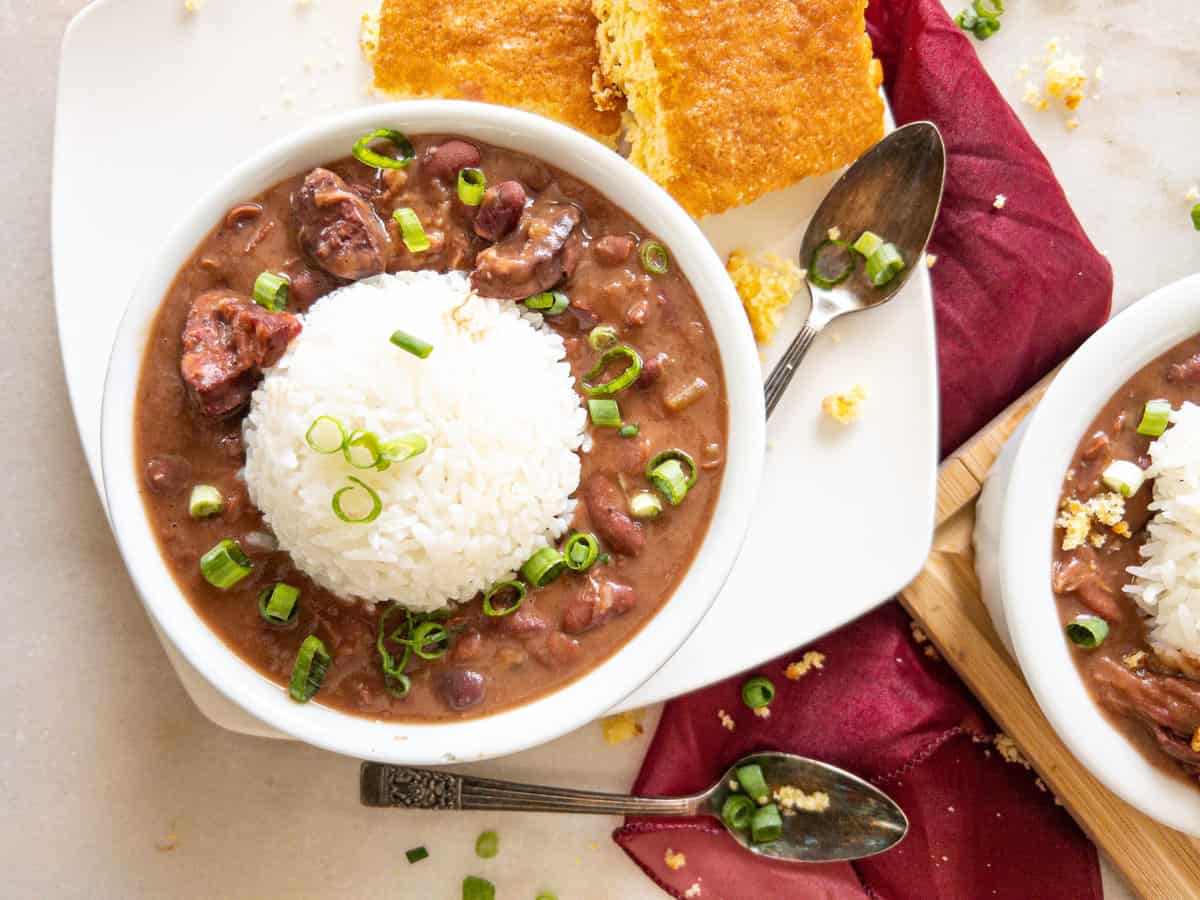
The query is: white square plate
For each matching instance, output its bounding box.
[54,0,937,729]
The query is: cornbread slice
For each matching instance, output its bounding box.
[726,249,804,344]
[593,0,885,217]
[370,0,622,145]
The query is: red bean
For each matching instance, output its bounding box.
[474,181,526,241]
[422,140,481,182]
[144,455,190,496]
[583,474,644,556]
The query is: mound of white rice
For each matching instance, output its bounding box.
[1124,402,1200,658]
[242,271,585,612]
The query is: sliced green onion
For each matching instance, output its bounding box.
[647,449,698,506]
[343,429,384,470]
[474,830,499,859]
[462,876,495,900]
[457,167,486,206]
[974,0,1004,16]
[394,207,431,253]
[306,416,346,454]
[520,547,566,587]
[378,433,428,469]
[809,238,856,290]
[1066,615,1109,649]
[736,764,770,805]
[1101,460,1145,498]
[751,803,784,844]
[483,581,527,617]
[525,291,570,315]
[252,272,290,312]
[188,484,224,518]
[384,673,412,699]
[405,846,429,864]
[288,635,330,703]
[722,794,755,832]
[535,894,558,900]
[351,128,415,170]
[629,491,663,520]
[741,676,776,710]
[647,449,699,487]
[332,476,383,523]
[618,423,640,438]
[851,230,884,258]
[199,539,252,589]
[582,345,643,395]
[408,620,451,660]
[258,582,300,626]
[865,242,905,287]
[639,240,669,275]
[564,532,600,571]
[376,605,412,697]
[1137,399,1171,437]
[1192,203,1200,232]
[588,325,618,351]
[390,329,433,359]
[588,398,622,428]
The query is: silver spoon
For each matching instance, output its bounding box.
[763,120,946,417]
[361,751,907,863]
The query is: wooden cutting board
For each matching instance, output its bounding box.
[899,373,1200,899]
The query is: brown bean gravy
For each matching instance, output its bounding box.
[135,133,727,721]
[1053,334,1200,779]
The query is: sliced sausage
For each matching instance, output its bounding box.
[292,167,389,280]
[1168,354,1200,383]
[593,234,634,265]
[583,474,644,556]
[1093,656,1200,771]
[562,578,638,634]
[1051,550,1124,622]
[422,140,481,182]
[470,185,581,299]
[473,181,526,242]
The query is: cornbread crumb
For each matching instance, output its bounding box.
[717,709,735,731]
[183,0,203,11]
[752,706,771,720]
[664,848,687,870]
[775,785,830,813]
[1066,117,1080,131]
[994,734,1032,770]
[1056,493,1127,550]
[1022,39,1092,120]
[1192,728,1200,754]
[993,194,1007,210]
[822,384,868,424]
[1089,531,1107,548]
[1113,520,1132,539]
[827,226,842,241]
[684,881,702,898]
[1123,650,1148,670]
[601,709,645,745]
[925,253,938,269]
[1187,186,1200,203]
[726,250,804,344]
[359,8,381,62]
[785,651,826,680]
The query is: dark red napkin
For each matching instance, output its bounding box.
[613,0,1114,897]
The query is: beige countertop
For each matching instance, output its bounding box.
[2,1,1194,896]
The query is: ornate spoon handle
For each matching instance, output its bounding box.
[360,763,697,816]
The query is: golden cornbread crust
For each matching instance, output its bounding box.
[373,0,623,145]
[593,0,885,217]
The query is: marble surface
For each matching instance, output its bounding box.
[2,0,1194,896]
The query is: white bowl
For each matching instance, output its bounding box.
[101,101,765,764]
[999,273,1200,835]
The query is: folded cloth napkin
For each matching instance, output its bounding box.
[613,0,1114,897]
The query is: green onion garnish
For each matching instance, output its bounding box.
[520,547,566,587]
[408,620,451,660]
[306,416,347,454]
[252,272,290,312]
[588,325,618,351]
[1192,203,1200,232]
[741,676,776,710]
[809,238,856,290]
[457,167,487,206]
[639,240,669,275]
[343,429,384,470]
[483,580,527,616]
[647,449,698,506]
[629,491,662,520]
[376,605,413,697]
[955,0,1002,39]
[474,830,499,859]
[722,794,755,832]
[563,532,600,571]
[618,423,640,438]
[462,876,495,900]
[582,345,643,395]
[751,803,784,844]
[390,329,433,359]
[525,291,570,315]
[588,398,622,428]
[1101,460,1145,498]
[199,539,252,589]
[865,242,905,287]
[288,635,330,703]
[535,895,558,900]
[188,484,224,518]
[332,476,382,523]
[394,207,431,253]
[1066,615,1109,649]
[735,764,770,805]
[378,433,428,469]
[405,846,429,864]
[975,0,1004,14]
[351,128,415,170]
[851,231,884,258]
[1137,399,1171,437]
[258,582,300,626]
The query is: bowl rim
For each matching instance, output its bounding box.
[1000,273,1200,835]
[100,99,766,764]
